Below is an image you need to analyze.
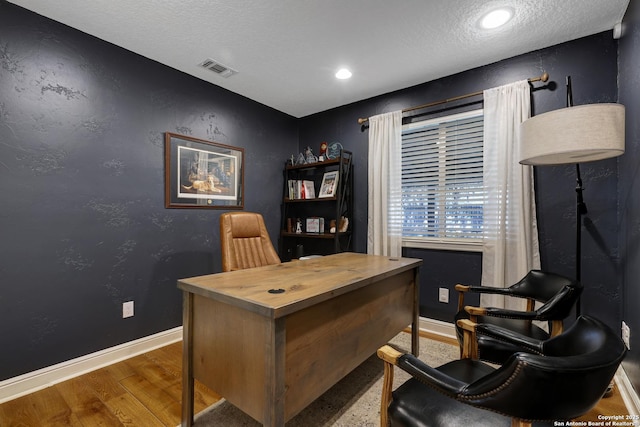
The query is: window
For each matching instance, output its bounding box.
[400,109,484,251]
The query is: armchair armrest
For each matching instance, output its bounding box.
[378,346,468,395]
[457,285,515,295]
[475,323,545,354]
[455,284,469,310]
[400,354,469,394]
[378,344,403,364]
[455,284,535,312]
[377,345,401,427]
[464,305,486,317]
[465,305,539,321]
[457,319,478,359]
[454,284,470,293]
[457,314,546,360]
[377,345,467,407]
[378,345,467,426]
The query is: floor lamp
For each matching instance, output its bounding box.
[519,77,625,316]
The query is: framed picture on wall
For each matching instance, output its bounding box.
[318,170,339,198]
[164,132,244,209]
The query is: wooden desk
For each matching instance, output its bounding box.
[179,252,421,427]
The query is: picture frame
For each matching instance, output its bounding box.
[302,180,315,199]
[164,132,244,209]
[318,170,339,198]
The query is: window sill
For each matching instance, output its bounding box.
[402,238,482,253]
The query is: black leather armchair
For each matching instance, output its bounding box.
[454,270,582,361]
[377,315,626,427]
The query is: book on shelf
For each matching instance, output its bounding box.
[287,180,316,199]
[288,180,295,199]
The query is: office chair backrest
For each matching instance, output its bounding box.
[219,211,281,272]
[507,269,581,302]
[531,280,583,320]
[504,269,583,321]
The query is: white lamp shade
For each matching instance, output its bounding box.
[520,103,625,165]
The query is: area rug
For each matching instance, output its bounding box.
[190,332,458,426]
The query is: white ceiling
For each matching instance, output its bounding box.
[8,0,630,118]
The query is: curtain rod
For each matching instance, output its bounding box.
[357,72,549,125]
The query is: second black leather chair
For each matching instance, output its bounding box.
[454,270,582,362]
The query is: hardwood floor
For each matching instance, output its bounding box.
[0,334,630,426]
[0,342,220,426]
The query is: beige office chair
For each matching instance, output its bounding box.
[219,211,281,272]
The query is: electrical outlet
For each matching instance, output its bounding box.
[622,321,631,350]
[438,287,449,303]
[123,301,134,318]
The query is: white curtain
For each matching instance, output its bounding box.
[481,80,541,309]
[367,110,403,257]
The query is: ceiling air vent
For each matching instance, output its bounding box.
[198,58,237,78]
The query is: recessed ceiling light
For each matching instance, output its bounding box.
[480,7,513,29]
[335,68,352,79]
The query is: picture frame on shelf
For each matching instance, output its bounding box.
[306,217,325,233]
[318,170,339,198]
[302,180,315,199]
[164,132,244,209]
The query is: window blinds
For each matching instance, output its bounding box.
[400,109,484,243]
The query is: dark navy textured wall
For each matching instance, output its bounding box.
[619,0,640,395]
[299,32,620,327]
[0,0,627,386]
[0,1,297,380]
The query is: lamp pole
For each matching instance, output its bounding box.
[567,76,585,317]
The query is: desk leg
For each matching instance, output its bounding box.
[411,268,420,356]
[182,291,195,427]
[264,317,286,427]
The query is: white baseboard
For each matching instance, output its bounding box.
[0,326,182,404]
[0,319,449,405]
[617,366,640,415]
[419,316,457,341]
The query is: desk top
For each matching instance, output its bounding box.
[178,252,421,318]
